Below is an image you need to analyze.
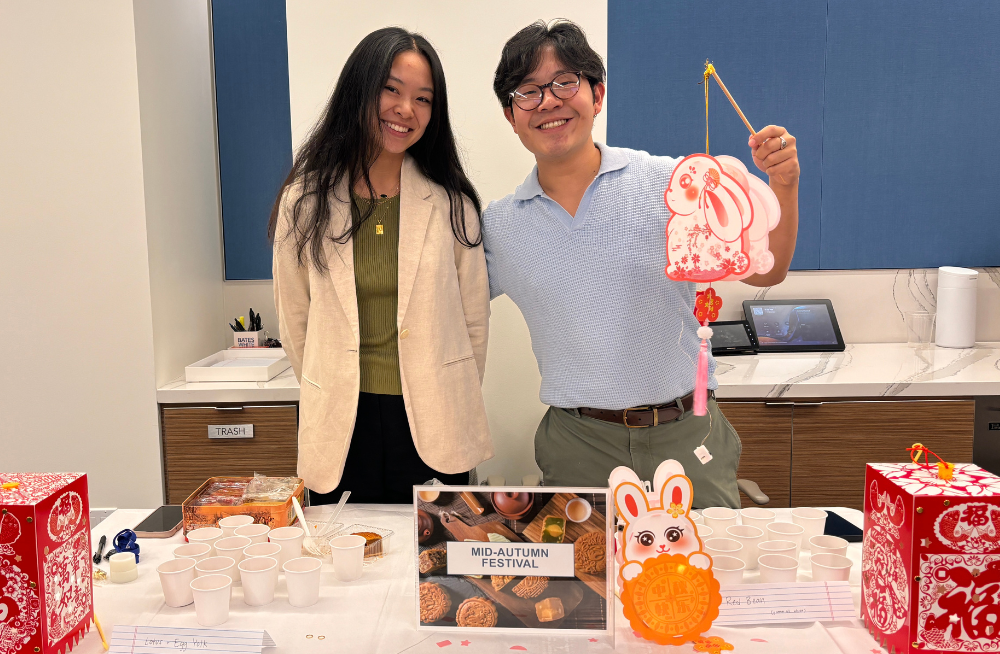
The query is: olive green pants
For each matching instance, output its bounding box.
[534,398,741,509]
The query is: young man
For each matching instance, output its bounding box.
[483,21,800,508]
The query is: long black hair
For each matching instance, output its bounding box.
[268,27,482,270]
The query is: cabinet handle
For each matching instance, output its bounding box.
[162,406,243,411]
[764,401,824,407]
[162,405,296,411]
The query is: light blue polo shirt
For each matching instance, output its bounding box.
[483,142,717,410]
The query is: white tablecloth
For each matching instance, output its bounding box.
[76,506,886,653]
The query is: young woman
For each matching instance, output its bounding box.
[269,28,493,504]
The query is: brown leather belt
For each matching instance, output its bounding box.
[579,391,713,428]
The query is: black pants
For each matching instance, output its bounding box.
[309,393,469,505]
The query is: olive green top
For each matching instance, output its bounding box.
[352,193,402,395]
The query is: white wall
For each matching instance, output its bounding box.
[134,0,227,388]
[0,1,163,507]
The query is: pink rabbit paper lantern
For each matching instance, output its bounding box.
[663,152,781,416]
[664,153,780,283]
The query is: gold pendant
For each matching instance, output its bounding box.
[376,224,384,235]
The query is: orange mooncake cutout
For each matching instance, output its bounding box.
[622,553,721,646]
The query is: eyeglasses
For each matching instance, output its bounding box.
[508,72,582,111]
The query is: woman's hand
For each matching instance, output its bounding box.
[749,125,799,187]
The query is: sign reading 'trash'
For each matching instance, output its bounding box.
[208,424,254,439]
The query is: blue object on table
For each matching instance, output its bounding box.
[112,529,140,563]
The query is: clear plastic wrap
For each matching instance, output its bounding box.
[243,475,300,503]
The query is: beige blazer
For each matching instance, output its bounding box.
[273,156,493,493]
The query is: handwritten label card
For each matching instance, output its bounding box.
[110,626,276,653]
[715,581,856,626]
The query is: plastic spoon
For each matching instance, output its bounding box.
[291,497,313,551]
[320,491,350,537]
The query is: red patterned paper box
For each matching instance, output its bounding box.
[863,463,1000,654]
[0,473,92,654]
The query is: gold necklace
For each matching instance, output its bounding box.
[374,182,400,235]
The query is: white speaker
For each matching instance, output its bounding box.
[935,266,978,349]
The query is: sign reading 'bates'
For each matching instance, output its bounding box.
[863,463,1000,654]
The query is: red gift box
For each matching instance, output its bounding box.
[0,473,92,654]
[863,463,1000,653]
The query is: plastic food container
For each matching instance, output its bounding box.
[335,524,394,562]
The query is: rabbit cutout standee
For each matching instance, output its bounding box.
[615,475,711,583]
[612,463,722,646]
[610,460,695,577]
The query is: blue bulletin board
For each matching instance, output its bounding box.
[212,0,292,280]
[608,0,1000,270]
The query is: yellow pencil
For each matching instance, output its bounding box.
[94,613,109,651]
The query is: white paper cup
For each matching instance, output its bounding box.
[173,542,212,563]
[791,508,828,552]
[701,507,739,533]
[759,554,799,583]
[740,507,776,531]
[697,525,714,539]
[725,524,766,570]
[244,542,282,560]
[330,534,365,582]
[268,526,305,569]
[109,552,138,584]
[565,497,592,523]
[757,539,798,565]
[810,553,853,582]
[157,558,196,607]
[190,574,232,626]
[235,524,271,544]
[703,537,743,561]
[283,557,323,607]
[187,527,224,556]
[711,555,745,585]
[690,510,703,524]
[215,536,251,567]
[195,556,238,584]
[218,515,255,538]
[239,556,278,606]
[766,522,805,554]
[809,535,849,557]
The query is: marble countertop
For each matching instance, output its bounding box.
[157,342,1000,404]
[714,342,1000,399]
[157,365,299,404]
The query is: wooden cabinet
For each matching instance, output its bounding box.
[717,402,793,508]
[160,404,298,504]
[791,399,974,510]
[718,398,975,511]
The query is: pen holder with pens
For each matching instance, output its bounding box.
[231,308,263,348]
